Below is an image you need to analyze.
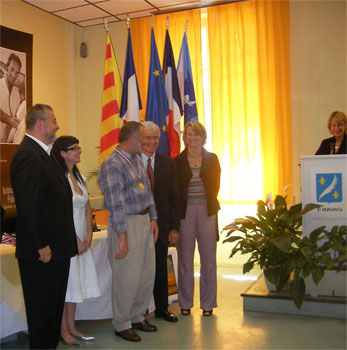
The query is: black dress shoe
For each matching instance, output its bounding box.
[155,309,178,322]
[114,328,141,342]
[132,319,158,332]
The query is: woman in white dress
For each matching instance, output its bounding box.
[52,136,100,346]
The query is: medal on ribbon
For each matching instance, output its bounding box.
[115,148,145,190]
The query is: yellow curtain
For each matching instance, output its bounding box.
[131,10,204,124]
[208,0,293,203]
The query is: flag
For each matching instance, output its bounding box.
[177,32,198,124]
[146,28,170,156]
[99,31,123,165]
[163,29,183,158]
[120,28,142,122]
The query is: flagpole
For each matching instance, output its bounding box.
[103,19,109,32]
[184,20,189,33]
[126,15,130,29]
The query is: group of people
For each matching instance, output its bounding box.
[97,119,221,342]
[10,102,346,348]
[10,103,221,348]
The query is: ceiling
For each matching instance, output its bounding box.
[21,0,242,27]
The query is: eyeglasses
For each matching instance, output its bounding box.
[64,146,81,152]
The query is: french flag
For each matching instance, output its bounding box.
[163,29,183,158]
[120,28,142,122]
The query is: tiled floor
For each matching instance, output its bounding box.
[2,266,346,349]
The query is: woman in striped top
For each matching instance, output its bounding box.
[175,121,221,317]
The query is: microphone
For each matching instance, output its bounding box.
[329,140,335,154]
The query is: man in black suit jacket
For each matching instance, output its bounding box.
[141,121,180,322]
[10,104,77,349]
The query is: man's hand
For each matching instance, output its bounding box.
[38,245,52,263]
[115,232,128,259]
[168,229,179,245]
[150,220,159,243]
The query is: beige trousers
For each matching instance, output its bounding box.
[107,214,155,332]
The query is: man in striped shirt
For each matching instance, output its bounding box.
[98,121,159,342]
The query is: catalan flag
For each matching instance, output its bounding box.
[99,31,123,165]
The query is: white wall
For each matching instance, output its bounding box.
[290,0,346,204]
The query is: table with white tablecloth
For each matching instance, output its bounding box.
[1,229,177,341]
[0,231,112,340]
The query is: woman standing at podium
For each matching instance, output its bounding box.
[315,111,346,155]
[52,136,100,346]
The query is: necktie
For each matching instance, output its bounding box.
[147,158,154,194]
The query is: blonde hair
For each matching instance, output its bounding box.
[183,121,207,146]
[327,111,347,134]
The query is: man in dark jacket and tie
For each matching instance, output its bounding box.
[141,121,180,322]
[10,104,77,349]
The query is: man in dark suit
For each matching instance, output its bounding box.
[141,121,180,322]
[10,104,77,349]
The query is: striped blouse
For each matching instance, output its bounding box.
[187,164,207,205]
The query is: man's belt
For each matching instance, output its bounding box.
[136,208,149,215]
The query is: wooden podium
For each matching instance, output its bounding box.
[301,155,347,297]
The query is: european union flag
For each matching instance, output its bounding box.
[146,28,170,156]
[316,173,343,203]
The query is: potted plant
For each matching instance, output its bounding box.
[222,193,346,309]
[304,225,347,297]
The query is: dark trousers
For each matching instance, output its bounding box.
[153,241,168,313]
[18,258,70,349]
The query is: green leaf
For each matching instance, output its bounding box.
[243,261,254,274]
[287,202,302,216]
[311,268,324,285]
[300,203,321,216]
[300,246,312,259]
[223,236,243,244]
[257,201,268,218]
[264,267,281,286]
[309,226,326,241]
[274,195,287,209]
[270,236,292,252]
[290,276,305,309]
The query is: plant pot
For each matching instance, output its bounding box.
[305,270,346,297]
[264,274,277,292]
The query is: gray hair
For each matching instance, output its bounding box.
[26,104,53,131]
[142,121,160,136]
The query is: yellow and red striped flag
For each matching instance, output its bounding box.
[99,31,123,165]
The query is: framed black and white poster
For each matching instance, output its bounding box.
[0,25,32,144]
[0,26,32,237]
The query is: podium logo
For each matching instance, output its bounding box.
[316,173,342,203]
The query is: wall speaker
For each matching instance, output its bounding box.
[80,42,88,58]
